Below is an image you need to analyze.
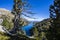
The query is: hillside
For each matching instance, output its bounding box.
[30,18,52,40]
[0,8,29,30]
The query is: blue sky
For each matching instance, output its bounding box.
[0,0,53,21]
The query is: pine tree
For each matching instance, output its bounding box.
[10,0,36,35]
[46,0,60,40]
[10,0,23,34]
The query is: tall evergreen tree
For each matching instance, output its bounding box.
[10,0,35,35]
[46,0,60,40]
[10,0,23,35]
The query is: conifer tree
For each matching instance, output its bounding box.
[46,0,60,40]
[10,0,35,35]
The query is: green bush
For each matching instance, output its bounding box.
[1,17,14,30]
[0,32,10,40]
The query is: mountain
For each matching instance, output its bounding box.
[29,18,52,39]
[0,8,14,20]
[0,8,28,25]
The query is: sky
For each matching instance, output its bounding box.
[0,0,53,21]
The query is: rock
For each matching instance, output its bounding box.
[0,25,5,32]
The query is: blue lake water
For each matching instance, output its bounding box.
[22,22,34,36]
